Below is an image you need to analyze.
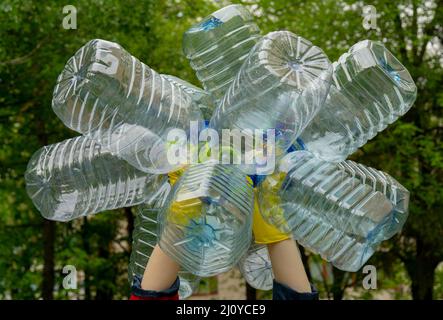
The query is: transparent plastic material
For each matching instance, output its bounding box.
[52,39,202,174]
[25,136,160,222]
[258,151,410,271]
[129,198,200,299]
[183,4,261,104]
[238,243,273,290]
[162,74,215,119]
[210,31,332,173]
[158,163,254,277]
[298,40,417,162]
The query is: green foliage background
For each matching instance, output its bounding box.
[0,0,441,299]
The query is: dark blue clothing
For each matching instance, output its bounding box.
[131,275,318,300]
[272,280,318,300]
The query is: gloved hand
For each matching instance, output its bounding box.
[256,171,291,233]
[252,188,290,244]
[167,168,202,225]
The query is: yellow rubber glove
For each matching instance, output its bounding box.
[256,171,290,232]
[252,189,290,244]
[168,197,203,225]
[167,168,202,225]
[168,167,187,186]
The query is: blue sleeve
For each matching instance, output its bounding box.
[272,280,319,300]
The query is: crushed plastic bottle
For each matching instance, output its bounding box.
[258,151,410,271]
[52,39,202,174]
[297,40,417,162]
[210,31,332,174]
[158,163,254,276]
[183,4,261,105]
[238,243,273,290]
[25,136,162,221]
[129,196,200,299]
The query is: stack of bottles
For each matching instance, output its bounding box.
[24,3,416,297]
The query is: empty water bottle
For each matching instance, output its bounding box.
[238,243,273,290]
[210,31,332,173]
[25,136,162,221]
[258,151,409,271]
[297,40,417,162]
[129,199,200,299]
[183,4,261,104]
[162,74,215,119]
[158,163,254,276]
[52,39,202,174]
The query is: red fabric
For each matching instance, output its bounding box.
[129,293,179,300]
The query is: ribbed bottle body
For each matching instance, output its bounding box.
[25,136,157,221]
[52,39,202,174]
[158,163,254,277]
[183,4,261,104]
[210,31,332,173]
[162,74,215,120]
[299,40,417,162]
[258,151,409,271]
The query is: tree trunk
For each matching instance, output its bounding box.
[82,217,91,300]
[331,267,347,300]
[42,219,55,299]
[245,283,257,300]
[95,243,114,300]
[298,246,312,281]
[404,239,439,300]
[410,259,436,300]
[36,114,55,300]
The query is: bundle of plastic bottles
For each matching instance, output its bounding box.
[25,4,416,297]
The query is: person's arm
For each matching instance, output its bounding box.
[130,244,180,300]
[141,244,180,291]
[252,190,318,299]
[267,238,311,293]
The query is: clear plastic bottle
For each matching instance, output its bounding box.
[297,40,417,162]
[129,200,200,299]
[158,163,254,277]
[258,151,410,271]
[182,4,261,105]
[238,243,273,290]
[25,136,162,222]
[52,39,202,174]
[162,74,215,119]
[210,31,332,174]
